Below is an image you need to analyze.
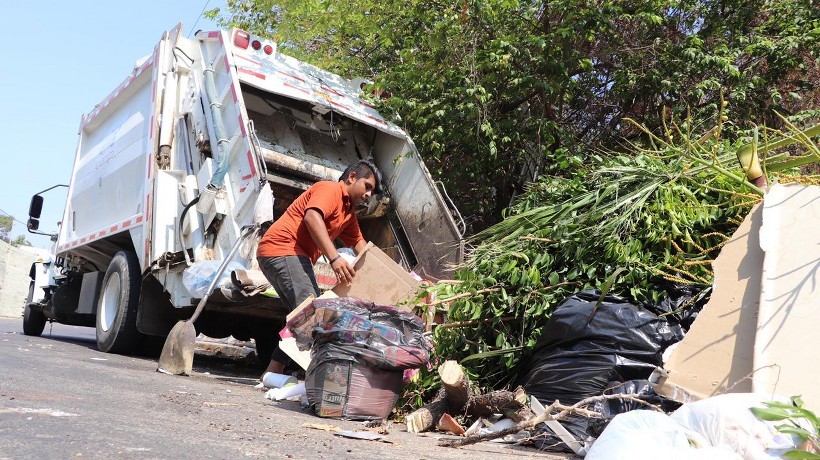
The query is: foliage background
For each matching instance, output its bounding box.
[208,1,820,397]
[210,0,819,231]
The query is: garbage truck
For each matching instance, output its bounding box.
[23,24,464,357]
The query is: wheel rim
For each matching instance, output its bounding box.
[100,273,121,333]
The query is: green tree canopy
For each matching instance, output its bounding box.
[209,0,819,230]
[0,215,13,243]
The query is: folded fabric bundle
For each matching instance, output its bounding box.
[230,269,272,297]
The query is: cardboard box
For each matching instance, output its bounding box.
[331,242,420,308]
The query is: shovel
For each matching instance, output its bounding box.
[157,226,256,375]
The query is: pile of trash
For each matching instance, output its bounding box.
[261,295,430,421]
[255,185,820,457]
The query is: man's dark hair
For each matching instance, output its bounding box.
[339,160,383,194]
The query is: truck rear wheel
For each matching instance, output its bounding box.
[22,283,47,336]
[96,251,142,354]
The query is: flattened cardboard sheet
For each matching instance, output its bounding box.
[657,203,761,400]
[755,184,820,410]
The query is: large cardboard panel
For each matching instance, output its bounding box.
[657,203,762,401]
[331,242,420,309]
[755,184,820,410]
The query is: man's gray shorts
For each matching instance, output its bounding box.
[257,255,321,363]
[257,255,321,310]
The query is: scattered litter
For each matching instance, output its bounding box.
[437,413,465,435]
[334,430,390,442]
[89,358,107,361]
[264,382,305,401]
[202,402,239,407]
[363,419,391,435]
[303,423,340,432]
[464,419,486,437]
[262,372,297,389]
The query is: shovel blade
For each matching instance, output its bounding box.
[157,320,196,375]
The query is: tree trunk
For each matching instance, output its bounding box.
[406,388,448,434]
[439,360,470,413]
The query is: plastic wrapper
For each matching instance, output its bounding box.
[518,290,683,452]
[585,410,743,459]
[285,297,430,370]
[305,345,403,420]
[670,393,801,460]
[182,260,245,298]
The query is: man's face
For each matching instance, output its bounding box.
[346,172,377,206]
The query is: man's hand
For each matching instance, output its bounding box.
[331,256,355,285]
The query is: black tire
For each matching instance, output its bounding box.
[22,283,47,336]
[96,251,142,354]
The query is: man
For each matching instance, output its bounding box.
[256,160,382,375]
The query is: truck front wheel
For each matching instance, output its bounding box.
[96,251,142,354]
[22,283,47,336]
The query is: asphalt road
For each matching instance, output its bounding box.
[0,317,566,459]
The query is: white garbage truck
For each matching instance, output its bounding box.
[24,24,464,357]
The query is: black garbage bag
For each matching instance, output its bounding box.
[518,290,683,452]
[586,379,682,437]
[646,282,711,332]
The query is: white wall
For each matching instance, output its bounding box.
[0,240,46,318]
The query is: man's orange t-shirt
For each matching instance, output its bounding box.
[256,181,363,263]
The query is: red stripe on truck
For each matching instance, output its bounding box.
[278,70,305,83]
[235,54,262,66]
[283,82,309,95]
[246,150,257,177]
[238,67,266,80]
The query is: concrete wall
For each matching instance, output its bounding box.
[0,240,47,318]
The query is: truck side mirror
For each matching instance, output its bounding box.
[29,195,44,219]
[27,218,40,231]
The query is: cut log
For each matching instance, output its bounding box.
[466,386,532,422]
[406,388,448,433]
[438,360,470,413]
[407,362,533,434]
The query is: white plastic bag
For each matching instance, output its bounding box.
[670,393,800,460]
[253,182,274,225]
[182,260,244,298]
[585,410,742,460]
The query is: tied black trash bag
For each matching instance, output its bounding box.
[518,290,683,452]
[586,379,682,437]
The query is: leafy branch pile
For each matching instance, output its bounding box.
[406,115,819,403]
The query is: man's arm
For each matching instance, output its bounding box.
[304,208,356,285]
[353,239,368,254]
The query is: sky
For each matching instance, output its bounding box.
[0,1,228,249]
